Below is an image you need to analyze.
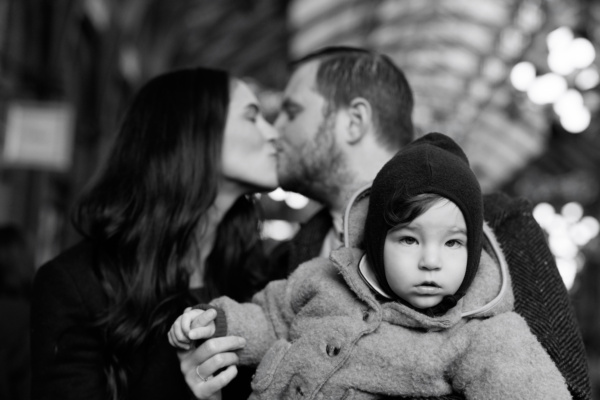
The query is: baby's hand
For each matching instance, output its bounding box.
[168,307,217,350]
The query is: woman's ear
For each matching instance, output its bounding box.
[347,97,373,144]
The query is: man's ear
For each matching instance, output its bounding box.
[346,97,373,144]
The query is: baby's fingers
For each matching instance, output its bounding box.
[181,309,208,336]
[189,322,216,341]
[170,315,192,349]
[190,308,217,329]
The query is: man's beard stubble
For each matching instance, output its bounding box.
[277,114,353,209]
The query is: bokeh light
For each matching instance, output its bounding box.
[267,187,288,201]
[548,47,576,75]
[533,202,599,290]
[580,216,600,239]
[574,68,600,90]
[532,202,555,229]
[510,61,536,91]
[570,38,596,69]
[262,220,298,241]
[547,36,595,75]
[556,257,578,290]
[527,73,567,104]
[561,202,584,223]
[559,105,591,133]
[552,89,584,117]
[284,192,310,209]
[546,27,574,52]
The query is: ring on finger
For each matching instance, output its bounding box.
[195,365,209,382]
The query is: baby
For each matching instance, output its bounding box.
[170,132,571,399]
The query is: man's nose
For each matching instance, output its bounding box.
[273,112,285,132]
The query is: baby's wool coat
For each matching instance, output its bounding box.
[211,223,570,400]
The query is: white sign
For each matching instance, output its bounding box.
[2,101,74,171]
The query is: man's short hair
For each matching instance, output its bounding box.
[293,46,414,149]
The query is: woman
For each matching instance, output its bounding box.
[0,224,34,400]
[31,67,278,400]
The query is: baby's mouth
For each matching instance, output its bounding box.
[418,281,441,288]
[414,281,442,295]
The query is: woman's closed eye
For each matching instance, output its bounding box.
[245,104,259,123]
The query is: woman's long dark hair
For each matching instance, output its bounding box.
[72,67,267,398]
[0,224,34,299]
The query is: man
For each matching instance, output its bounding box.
[269,46,590,400]
[268,47,590,400]
[269,47,414,278]
[181,47,591,400]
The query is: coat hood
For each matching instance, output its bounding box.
[335,185,513,327]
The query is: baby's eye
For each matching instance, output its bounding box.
[399,236,418,245]
[445,239,464,248]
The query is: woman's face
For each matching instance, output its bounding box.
[221,80,279,193]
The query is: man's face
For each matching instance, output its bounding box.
[274,61,347,203]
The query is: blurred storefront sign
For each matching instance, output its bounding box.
[514,169,600,206]
[2,101,74,171]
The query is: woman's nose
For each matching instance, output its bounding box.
[259,118,279,141]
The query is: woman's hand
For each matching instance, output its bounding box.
[177,309,246,399]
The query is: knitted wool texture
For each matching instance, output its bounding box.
[364,132,483,315]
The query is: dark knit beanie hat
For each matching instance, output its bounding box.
[364,132,483,315]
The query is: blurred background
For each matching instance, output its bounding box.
[1,0,599,397]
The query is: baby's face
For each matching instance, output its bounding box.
[383,199,467,309]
